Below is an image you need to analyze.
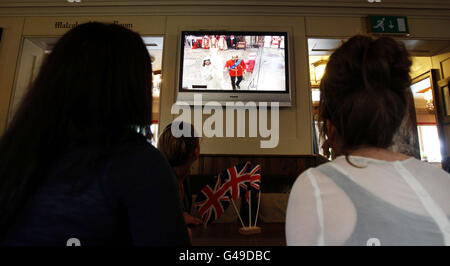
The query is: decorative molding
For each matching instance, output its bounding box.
[0,1,449,17]
[1,0,450,9]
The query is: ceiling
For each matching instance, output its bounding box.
[28,36,164,70]
[1,1,449,18]
[308,38,450,56]
[1,0,449,7]
[29,36,162,50]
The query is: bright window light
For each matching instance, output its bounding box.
[312,89,320,102]
[418,125,442,162]
[411,77,431,94]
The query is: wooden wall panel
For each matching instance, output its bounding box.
[190,154,328,194]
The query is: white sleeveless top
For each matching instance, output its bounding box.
[286,156,450,246]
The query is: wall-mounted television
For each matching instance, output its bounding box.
[177,31,292,106]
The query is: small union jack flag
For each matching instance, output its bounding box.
[247,164,261,191]
[244,164,261,203]
[194,162,262,225]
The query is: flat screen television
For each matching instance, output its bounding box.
[177,31,292,106]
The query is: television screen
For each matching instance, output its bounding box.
[179,31,289,94]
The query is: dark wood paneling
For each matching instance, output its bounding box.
[191,223,285,246]
[190,154,328,194]
[192,154,326,176]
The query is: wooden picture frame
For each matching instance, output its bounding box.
[438,78,450,117]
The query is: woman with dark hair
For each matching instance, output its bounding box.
[286,35,450,246]
[0,22,190,246]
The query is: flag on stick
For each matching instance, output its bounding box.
[194,162,261,226]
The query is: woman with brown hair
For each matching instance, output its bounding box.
[158,122,203,230]
[286,35,450,246]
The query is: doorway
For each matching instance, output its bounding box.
[307,37,450,166]
[411,71,441,164]
[9,35,164,146]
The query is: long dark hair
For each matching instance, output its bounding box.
[0,22,152,238]
[319,35,412,158]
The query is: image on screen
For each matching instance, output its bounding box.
[180,31,288,92]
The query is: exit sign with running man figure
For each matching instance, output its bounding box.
[368,16,409,35]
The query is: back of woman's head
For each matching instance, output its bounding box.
[0,22,152,238]
[26,22,152,139]
[157,122,199,168]
[319,35,412,151]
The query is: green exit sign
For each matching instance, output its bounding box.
[368,16,409,35]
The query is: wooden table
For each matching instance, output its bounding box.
[191,223,286,246]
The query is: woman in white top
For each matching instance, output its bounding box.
[286,35,450,246]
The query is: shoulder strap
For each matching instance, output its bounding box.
[230,59,242,70]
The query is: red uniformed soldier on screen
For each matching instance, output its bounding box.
[224,55,246,90]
